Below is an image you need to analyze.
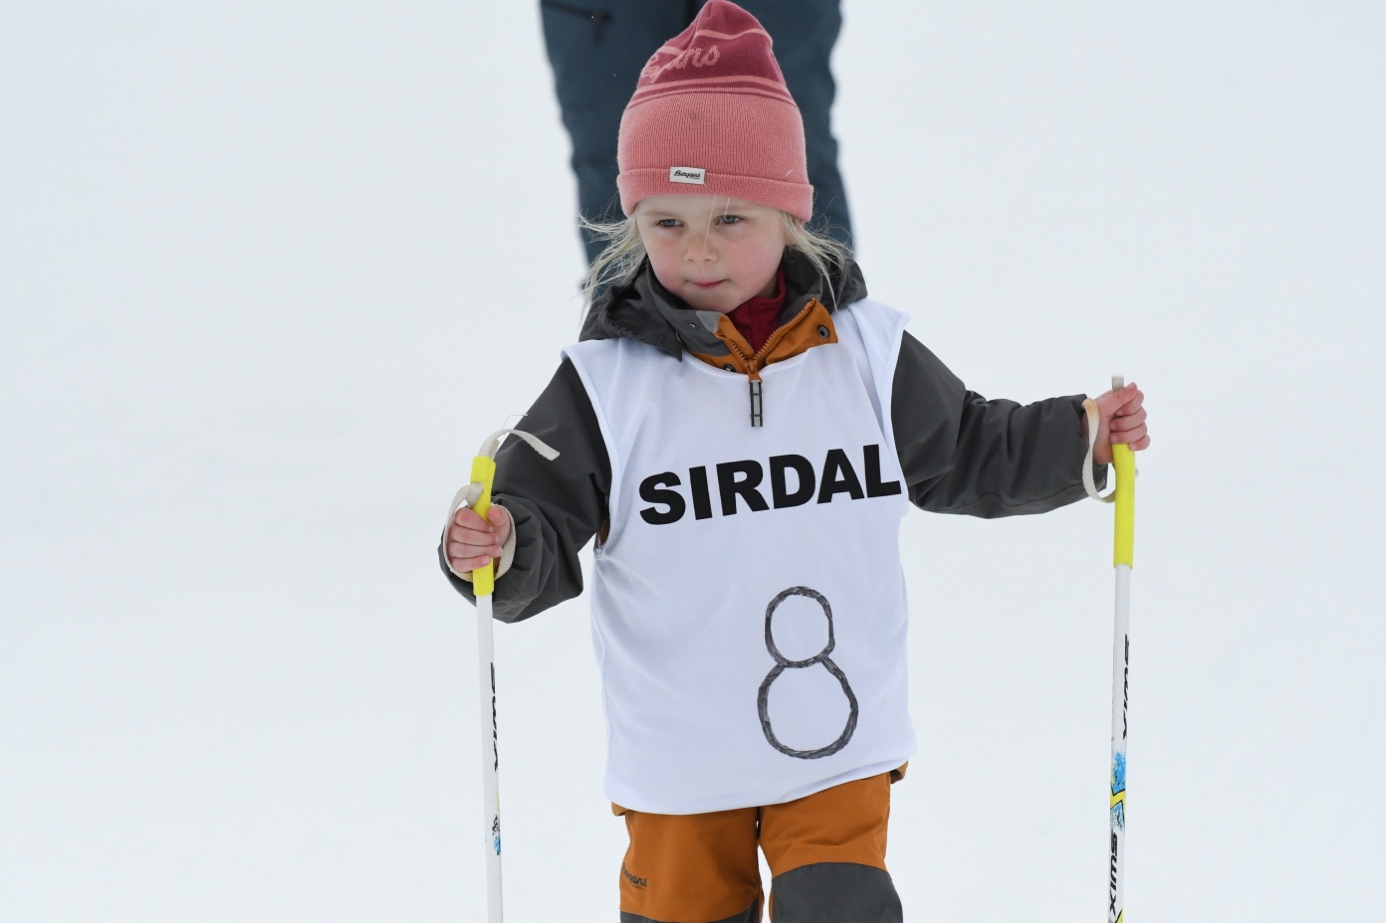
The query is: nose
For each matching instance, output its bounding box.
[684,233,716,263]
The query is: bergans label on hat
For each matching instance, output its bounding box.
[669,167,707,185]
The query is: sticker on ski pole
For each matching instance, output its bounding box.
[757,586,858,759]
[1110,751,1127,831]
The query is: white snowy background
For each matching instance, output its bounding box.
[3,2,1382,920]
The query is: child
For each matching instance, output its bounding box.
[441,3,1149,921]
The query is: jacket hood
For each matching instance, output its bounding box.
[579,248,868,359]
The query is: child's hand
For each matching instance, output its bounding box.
[1090,382,1150,465]
[446,506,512,576]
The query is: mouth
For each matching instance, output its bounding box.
[690,280,725,290]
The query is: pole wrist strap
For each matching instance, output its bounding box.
[444,429,560,582]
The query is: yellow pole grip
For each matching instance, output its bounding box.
[1112,443,1135,568]
[470,455,497,596]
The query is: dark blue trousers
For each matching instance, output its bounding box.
[539,0,852,263]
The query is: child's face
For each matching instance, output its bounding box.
[634,195,788,313]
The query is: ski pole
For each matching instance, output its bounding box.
[1106,375,1136,923]
[453,429,558,923]
[468,445,504,923]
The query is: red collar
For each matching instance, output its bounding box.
[726,266,787,353]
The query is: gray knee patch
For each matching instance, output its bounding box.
[770,863,902,923]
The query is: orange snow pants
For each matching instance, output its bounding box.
[614,769,905,923]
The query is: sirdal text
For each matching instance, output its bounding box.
[638,444,902,525]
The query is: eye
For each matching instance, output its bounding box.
[716,214,743,225]
[655,218,681,229]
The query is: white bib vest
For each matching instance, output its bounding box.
[563,299,916,814]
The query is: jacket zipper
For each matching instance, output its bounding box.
[721,301,819,428]
[722,339,764,427]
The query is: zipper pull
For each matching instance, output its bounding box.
[749,379,763,427]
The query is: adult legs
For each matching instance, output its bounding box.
[735,0,852,247]
[539,0,852,266]
[539,1,691,265]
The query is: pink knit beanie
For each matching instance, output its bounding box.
[616,0,812,221]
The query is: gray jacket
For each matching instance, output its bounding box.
[440,251,1103,622]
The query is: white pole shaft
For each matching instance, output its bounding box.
[477,594,503,923]
[1108,564,1131,923]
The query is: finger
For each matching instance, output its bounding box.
[491,520,511,546]
[1111,386,1143,417]
[1111,423,1147,445]
[446,521,499,549]
[451,507,494,532]
[448,534,503,557]
[1096,388,1133,419]
[449,553,496,574]
[1110,407,1147,430]
[448,517,495,538]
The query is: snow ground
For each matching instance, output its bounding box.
[2,2,1383,920]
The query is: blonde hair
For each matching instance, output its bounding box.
[581,207,853,310]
